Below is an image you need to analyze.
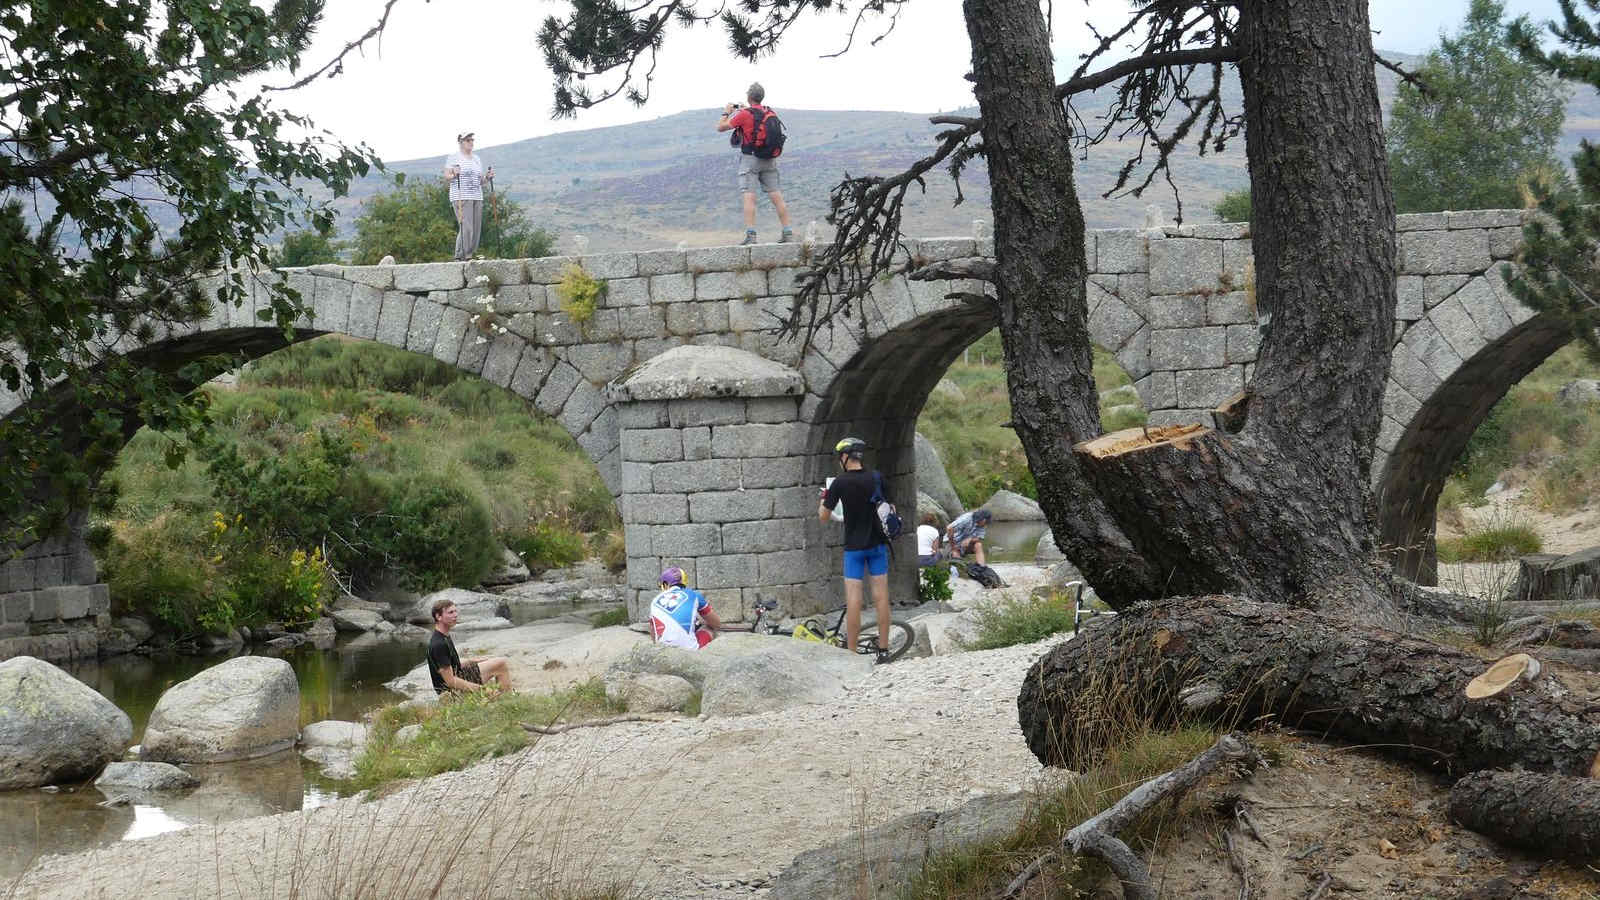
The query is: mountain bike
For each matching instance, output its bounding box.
[745,598,916,663]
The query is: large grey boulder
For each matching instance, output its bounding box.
[0,656,132,790]
[603,671,696,712]
[329,608,384,633]
[916,491,948,526]
[300,720,369,749]
[407,588,511,627]
[912,610,983,656]
[141,656,300,763]
[481,547,531,587]
[914,433,964,523]
[771,792,1028,899]
[1558,379,1600,406]
[1035,529,1066,564]
[980,488,1045,521]
[607,633,873,717]
[94,761,198,794]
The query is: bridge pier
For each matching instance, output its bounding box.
[0,513,110,661]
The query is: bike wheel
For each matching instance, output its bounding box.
[878,621,916,663]
[855,621,916,663]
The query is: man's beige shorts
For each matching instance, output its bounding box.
[738,155,781,194]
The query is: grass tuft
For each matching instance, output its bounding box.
[959,590,1078,651]
[353,678,625,791]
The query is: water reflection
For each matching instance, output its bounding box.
[3,635,424,880]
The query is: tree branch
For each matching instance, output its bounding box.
[265,0,403,92]
[5,143,105,181]
[1002,733,1261,899]
[907,256,995,283]
[1374,52,1434,98]
[1055,45,1241,99]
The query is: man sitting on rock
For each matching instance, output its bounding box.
[427,598,513,695]
[945,509,993,567]
[916,511,948,569]
[649,567,722,649]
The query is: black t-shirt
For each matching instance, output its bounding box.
[427,629,462,694]
[824,468,888,551]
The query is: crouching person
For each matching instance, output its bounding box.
[649,567,722,649]
[428,598,513,695]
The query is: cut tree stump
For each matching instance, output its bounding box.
[1072,426,1406,620]
[1017,595,1600,774]
[1507,547,1600,604]
[1464,654,1540,699]
[1449,770,1600,861]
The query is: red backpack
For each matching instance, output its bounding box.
[731,105,786,159]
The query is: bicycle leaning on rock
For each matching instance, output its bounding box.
[740,597,916,663]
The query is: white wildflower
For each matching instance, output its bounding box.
[473,335,488,345]
[495,325,508,335]
[473,274,490,285]
[470,314,481,324]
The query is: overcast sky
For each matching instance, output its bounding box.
[262,0,1570,162]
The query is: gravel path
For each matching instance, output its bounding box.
[16,633,1064,899]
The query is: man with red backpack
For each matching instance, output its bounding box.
[716,82,793,245]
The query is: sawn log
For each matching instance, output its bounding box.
[1017,595,1600,774]
[1449,770,1600,862]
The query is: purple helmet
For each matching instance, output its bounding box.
[659,566,686,587]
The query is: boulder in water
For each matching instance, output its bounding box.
[407,588,511,627]
[141,656,300,763]
[0,656,132,790]
[481,547,532,586]
[94,761,198,794]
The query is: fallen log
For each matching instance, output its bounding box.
[1000,732,1261,900]
[1449,770,1600,862]
[1017,595,1600,774]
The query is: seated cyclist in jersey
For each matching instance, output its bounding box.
[648,567,723,650]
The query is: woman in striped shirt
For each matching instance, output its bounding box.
[443,131,494,260]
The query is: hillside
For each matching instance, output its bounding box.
[330,52,1600,252]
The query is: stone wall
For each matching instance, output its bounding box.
[0,514,109,660]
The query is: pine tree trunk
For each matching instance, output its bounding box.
[1016,595,1600,774]
[965,0,1402,615]
[962,0,1163,604]
[1449,770,1600,861]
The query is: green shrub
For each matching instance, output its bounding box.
[918,564,954,606]
[102,511,333,634]
[590,606,629,628]
[361,473,498,591]
[599,531,627,572]
[555,264,605,331]
[960,590,1077,651]
[503,519,587,573]
[462,437,518,471]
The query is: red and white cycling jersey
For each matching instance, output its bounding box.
[649,585,712,650]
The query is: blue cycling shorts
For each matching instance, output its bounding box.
[842,544,890,580]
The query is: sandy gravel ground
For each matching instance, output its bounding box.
[15,632,1059,899]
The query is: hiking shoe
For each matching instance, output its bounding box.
[740,231,758,246]
[874,648,891,665]
[780,228,794,243]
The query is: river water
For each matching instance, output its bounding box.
[1,636,425,882]
[970,520,1049,563]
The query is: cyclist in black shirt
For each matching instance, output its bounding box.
[818,436,892,656]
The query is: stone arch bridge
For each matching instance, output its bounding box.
[0,209,1557,659]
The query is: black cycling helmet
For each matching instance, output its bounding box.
[834,436,867,460]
